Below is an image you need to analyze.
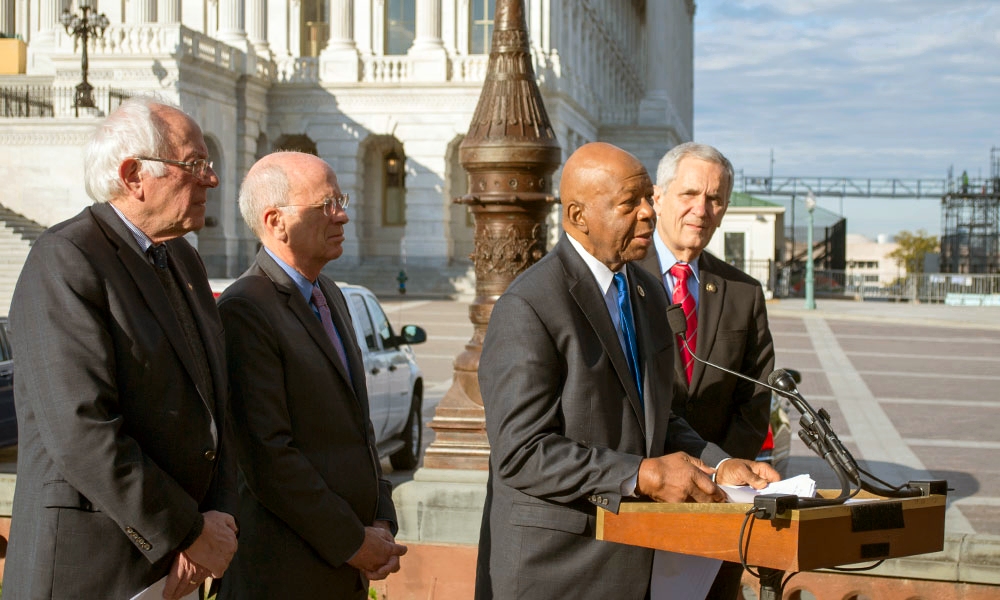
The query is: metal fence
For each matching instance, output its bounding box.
[779,268,1000,304]
[0,86,132,117]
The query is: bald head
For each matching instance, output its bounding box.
[239,151,348,280]
[560,142,655,271]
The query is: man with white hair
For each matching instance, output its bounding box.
[7,96,238,599]
[638,142,776,599]
[217,151,404,599]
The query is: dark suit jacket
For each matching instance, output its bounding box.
[5,203,236,599]
[638,248,775,460]
[217,249,396,600]
[475,235,728,600]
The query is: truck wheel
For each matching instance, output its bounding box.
[390,393,422,470]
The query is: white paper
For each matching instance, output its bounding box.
[650,550,722,600]
[720,473,817,504]
[130,577,200,600]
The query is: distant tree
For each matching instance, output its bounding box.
[887,229,938,275]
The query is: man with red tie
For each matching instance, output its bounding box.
[638,142,776,600]
[217,151,406,599]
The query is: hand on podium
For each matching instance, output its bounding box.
[636,453,781,503]
[715,459,781,490]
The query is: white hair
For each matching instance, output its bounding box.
[655,142,735,202]
[83,95,179,203]
[238,153,294,239]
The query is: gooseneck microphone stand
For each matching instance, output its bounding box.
[664,304,947,599]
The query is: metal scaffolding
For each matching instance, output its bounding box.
[940,192,1000,274]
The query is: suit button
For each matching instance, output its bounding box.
[204,450,217,461]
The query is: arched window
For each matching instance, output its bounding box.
[385,0,415,55]
[470,0,495,54]
[383,150,406,226]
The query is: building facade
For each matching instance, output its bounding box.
[0,0,695,297]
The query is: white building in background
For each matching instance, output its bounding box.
[846,233,903,289]
[0,0,695,295]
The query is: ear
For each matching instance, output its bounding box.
[263,206,288,243]
[120,158,143,199]
[564,200,589,234]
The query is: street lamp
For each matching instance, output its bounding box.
[60,0,110,115]
[804,191,817,310]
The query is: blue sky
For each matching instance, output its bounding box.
[692,0,999,238]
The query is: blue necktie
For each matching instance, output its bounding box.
[613,272,642,406]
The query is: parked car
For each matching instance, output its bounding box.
[0,317,15,449]
[211,280,428,470]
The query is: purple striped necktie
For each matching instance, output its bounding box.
[311,285,350,374]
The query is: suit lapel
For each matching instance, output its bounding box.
[556,239,646,434]
[627,263,664,455]
[690,253,725,393]
[256,250,355,391]
[317,277,367,401]
[90,205,207,401]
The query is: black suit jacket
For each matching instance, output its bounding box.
[217,249,396,600]
[475,235,727,600]
[638,247,774,460]
[6,203,236,598]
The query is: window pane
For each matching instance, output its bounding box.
[387,0,416,55]
[724,232,746,267]
[470,0,495,54]
[351,295,380,351]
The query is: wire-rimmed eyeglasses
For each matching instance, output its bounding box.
[135,156,214,179]
[281,194,350,217]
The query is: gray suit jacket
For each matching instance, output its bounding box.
[638,248,775,460]
[475,235,727,600]
[6,203,236,599]
[217,249,396,600]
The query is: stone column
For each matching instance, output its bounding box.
[319,0,359,82]
[638,0,690,139]
[157,0,180,24]
[246,0,270,58]
[126,0,156,24]
[408,0,446,80]
[216,0,250,51]
[0,0,14,38]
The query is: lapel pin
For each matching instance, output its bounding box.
[637,284,645,297]
[706,283,717,293]
[187,283,194,291]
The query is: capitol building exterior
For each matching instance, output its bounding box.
[0,0,695,295]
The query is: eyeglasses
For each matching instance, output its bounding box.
[280,194,350,217]
[135,156,214,179]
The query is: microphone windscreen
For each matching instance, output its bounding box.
[666,304,687,336]
[768,368,795,391]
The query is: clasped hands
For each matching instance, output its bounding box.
[637,452,780,503]
[163,510,239,600]
[347,520,408,582]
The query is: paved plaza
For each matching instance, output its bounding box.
[380,295,1000,537]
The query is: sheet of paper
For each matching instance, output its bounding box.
[130,577,200,600]
[720,473,817,503]
[650,550,721,600]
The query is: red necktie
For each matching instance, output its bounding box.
[669,263,697,384]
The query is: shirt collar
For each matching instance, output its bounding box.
[654,229,701,284]
[566,233,624,296]
[264,246,314,303]
[108,202,155,253]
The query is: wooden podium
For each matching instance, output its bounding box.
[596,491,946,599]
